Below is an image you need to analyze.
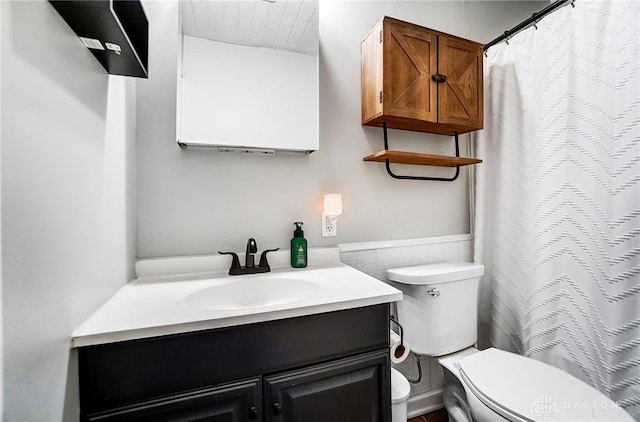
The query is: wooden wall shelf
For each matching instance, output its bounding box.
[363,150,482,167]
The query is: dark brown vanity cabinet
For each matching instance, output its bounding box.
[78,304,391,422]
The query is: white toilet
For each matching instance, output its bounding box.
[387,262,634,422]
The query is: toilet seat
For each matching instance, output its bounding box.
[458,348,633,421]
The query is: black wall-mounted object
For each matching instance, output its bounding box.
[49,0,148,78]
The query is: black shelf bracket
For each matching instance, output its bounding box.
[382,122,460,182]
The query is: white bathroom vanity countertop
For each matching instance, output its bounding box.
[72,248,402,348]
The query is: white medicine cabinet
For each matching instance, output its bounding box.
[176,0,319,154]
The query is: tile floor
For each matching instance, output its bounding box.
[408,407,449,422]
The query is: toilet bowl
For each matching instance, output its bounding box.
[387,262,634,422]
[391,367,410,422]
[439,347,634,422]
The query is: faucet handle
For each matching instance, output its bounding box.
[218,251,241,273]
[258,248,280,270]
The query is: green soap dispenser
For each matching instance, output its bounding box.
[291,222,308,268]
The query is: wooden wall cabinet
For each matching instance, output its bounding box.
[362,17,483,136]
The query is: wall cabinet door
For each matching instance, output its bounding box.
[362,16,483,135]
[263,350,390,422]
[383,18,438,124]
[437,34,483,129]
[84,379,261,422]
[177,34,319,152]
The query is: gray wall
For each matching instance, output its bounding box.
[1,1,137,420]
[137,1,547,259]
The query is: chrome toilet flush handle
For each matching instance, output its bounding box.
[427,287,441,297]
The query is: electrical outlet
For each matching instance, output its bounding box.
[321,213,338,237]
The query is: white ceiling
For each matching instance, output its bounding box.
[180,0,319,56]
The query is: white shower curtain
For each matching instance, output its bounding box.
[474,1,640,418]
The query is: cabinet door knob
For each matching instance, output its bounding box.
[431,73,448,83]
[249,406,258,418]
[273,402,283,414]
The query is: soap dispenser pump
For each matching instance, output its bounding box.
[291,222,308,268]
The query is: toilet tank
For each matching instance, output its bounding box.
[387,262,484,357]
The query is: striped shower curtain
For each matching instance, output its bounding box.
[474,1,640,418]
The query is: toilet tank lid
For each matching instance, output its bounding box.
[387,262,484,285]
[458,348,634,421]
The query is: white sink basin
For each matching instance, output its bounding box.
[184,277,320,310]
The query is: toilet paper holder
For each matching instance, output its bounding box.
[390,315,404,348]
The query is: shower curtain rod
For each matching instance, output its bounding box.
[483,0,573,51]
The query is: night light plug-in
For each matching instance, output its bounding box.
[321,194,343,238]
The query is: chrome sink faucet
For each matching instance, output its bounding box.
[219,238,279,276]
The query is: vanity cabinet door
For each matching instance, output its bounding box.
[263,350,390,422]
[84,378,262,422]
